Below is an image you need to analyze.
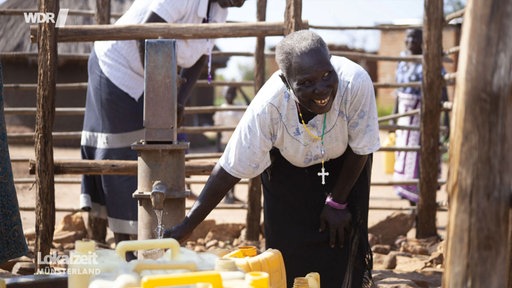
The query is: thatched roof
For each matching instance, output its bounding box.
[0,0,132,54]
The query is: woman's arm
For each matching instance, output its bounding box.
[319,146,368,248]
[164,163,240,242]
[330,146,368,203]
[177,55,208,127]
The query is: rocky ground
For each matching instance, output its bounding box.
[1,139,449,288]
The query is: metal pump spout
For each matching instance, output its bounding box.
[150,181,167,211]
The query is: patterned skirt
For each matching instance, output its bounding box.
[80,50,144,235]
[393,92,421,203]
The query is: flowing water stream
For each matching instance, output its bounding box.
[154,209,164,239]
[142,209,166,259]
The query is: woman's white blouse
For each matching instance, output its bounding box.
[219,56,381,179]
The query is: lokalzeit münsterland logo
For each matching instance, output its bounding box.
[36,251,101,275]
[23,8,69,28]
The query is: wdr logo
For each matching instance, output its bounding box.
[24,8,69,27]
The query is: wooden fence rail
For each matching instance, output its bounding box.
[24,146,445,176]
[0,49,458,63]
[5,105,452,145]
[6,132,448,147]
[2,79,456,92]
[28,159,215,176]
[14,176,445,187]
[1,80,254,91]
[11,152,224,163]
[0,8,122,18]
[3,106,248,116]
[29,22,287,43]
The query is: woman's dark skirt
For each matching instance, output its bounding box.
[261,148,374,288]
[80,50,144,235]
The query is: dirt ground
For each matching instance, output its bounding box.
[7,131,449,287]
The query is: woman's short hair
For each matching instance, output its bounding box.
[275,30,330,76]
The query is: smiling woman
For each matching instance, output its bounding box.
[165,30,380,288]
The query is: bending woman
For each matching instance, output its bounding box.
[166,30,380,288]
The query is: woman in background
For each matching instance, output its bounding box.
[393,28,449,204]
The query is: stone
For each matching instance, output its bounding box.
[382,252,398,269]
[399,237,441,256]
[372,244,391,255]
[194,246,206,253]
[53,230,87,244]
[368,233,380,246]
[205,239,218,249]
[395,254,429,272]
[186,220,216,242]
[204,223,244,242]
[53,212,87,245]
[372,270,442,288]
[368,212,415,247]
[372,253,386,270]
[425,251,444,268]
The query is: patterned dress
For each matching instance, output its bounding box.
[393,52,446,203]
[393,54,423,203]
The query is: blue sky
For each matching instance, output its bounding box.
[217,0,425,79]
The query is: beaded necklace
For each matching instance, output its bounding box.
[296,102,329,185]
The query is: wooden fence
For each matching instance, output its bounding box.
[1,0,462,266]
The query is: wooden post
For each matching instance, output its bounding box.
[443,0,512,286]
[34,0,57,269]
[509,211,512,288]
[95,0,111,25]
[416,0,443,238]
[254,0,267,92]
[284,0,302,34]
[244,0,268,242]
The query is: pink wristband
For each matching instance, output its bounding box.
[325,195,348,210]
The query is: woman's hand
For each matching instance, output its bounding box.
[319,206,352,248]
